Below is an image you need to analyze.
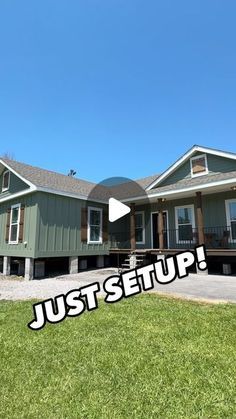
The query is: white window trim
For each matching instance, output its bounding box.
[150,210,169,249]
[2,170,10,192]
[190,154,209,178]
[225,199,236,243]
[87,206,103,244]
[9,203,21,244]
[175,204,196,244]
[135,211,145,245]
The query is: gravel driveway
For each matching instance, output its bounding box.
[0,268,236,302]
[0,268,236,303]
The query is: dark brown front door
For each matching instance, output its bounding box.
[152,212,168,249]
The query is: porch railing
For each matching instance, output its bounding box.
[203,226,233,248]
[109,226,236,250]
[164,226,236,249]
[164,227,198,249]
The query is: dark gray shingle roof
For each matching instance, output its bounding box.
[2,157,236,201]
[1,158,159,201]
[149,170,236,195]
[1,158,106,198]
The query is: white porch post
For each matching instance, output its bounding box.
[3,256,11,276]
[25,258,34,280]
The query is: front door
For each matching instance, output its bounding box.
[152,212,168,249]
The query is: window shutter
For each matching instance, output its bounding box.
[18,205,25,243]
[103,209,108,243]
[5,208,11,243]
[81,207,88,242]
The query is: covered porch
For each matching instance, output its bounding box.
[109,188,236,253]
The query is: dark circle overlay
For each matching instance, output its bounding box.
[87,177,150,239]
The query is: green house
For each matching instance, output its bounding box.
[0,145,236,279]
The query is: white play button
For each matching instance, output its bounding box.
[108,197,131,222]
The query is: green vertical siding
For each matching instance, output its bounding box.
[0,193,37,257]
[202,191,236,227]
[34,192,109,258]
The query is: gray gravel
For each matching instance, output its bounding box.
[0,268,236,303]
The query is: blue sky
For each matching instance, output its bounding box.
[0,1,236,182]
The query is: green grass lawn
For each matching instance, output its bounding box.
[0,295,236,418]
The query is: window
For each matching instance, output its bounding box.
[135,211,145,244]
[175,205,195,243]
[88,207,103,243]
[9,204,21,244]
[226,200,236,242]
[2,170,10,192]
[190,154,208,177]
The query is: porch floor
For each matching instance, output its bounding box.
[109,248,236,257]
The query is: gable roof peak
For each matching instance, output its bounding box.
[146,144,236,191]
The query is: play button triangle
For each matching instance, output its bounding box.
[108,197,131,222]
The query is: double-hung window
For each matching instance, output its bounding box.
[88,207,103,244]
[9,204,21,244]
[2,171,10,192]
[175,205,195,243]
[135,211,145,244]
[226,200,236,242]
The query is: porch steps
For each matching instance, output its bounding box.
[120,252,146,272]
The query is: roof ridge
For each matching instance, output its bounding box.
[1,157,97,187]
